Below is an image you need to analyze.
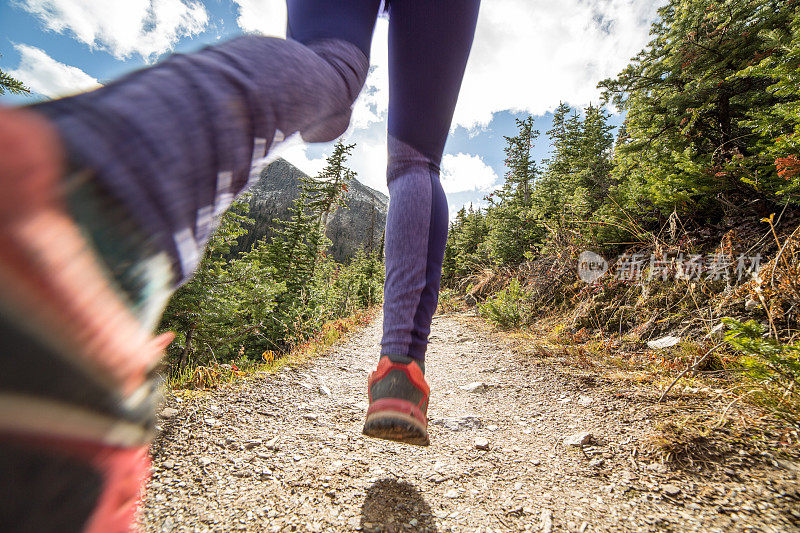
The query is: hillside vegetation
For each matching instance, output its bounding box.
[157,141,384,386]
[443,0,800,430]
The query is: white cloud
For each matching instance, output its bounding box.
[230,0,286,37]
[348,136,388,193]
[8,44,100,98]
[454,0,664,128]
[440,153,500,194]
[279,140,328,178]
[350,18,389,131]
[15,0,209,60]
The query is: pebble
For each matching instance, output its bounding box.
[459,382,487,393]
[475,437,490,450]
[431,416,482,431]
[162,460,175,469]
[564,432,593,447]
[662,484,681,497]
[160,407,179,419]
[540,509,553,533]
[444,489,460,498]
[646,462,668,474]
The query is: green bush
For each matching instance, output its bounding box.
[478,278,529,329]
[723,318,800,426]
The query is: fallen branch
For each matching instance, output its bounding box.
[658,344,723,402]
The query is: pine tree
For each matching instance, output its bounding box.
[484,117,544,265]
[300,140,357,230]
[0,68,30,96]
[501,117,539,207]
[599,0,799,215]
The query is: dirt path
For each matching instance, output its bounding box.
[140,312,800,532]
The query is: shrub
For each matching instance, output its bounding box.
[477,278,529,329]
[723,318,800,426]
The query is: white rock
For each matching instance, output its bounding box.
[444,489,459,498]
[705,322,725,339]
[540,509,553,533]
[459,382,487,393]
[647,336,681,349]
[431,416,482,431]
[578,396,594,407]
[318,384,332,398]
[563,432,593,447]
[160,407,179,419]
[474,437,490,450]
[662,484,681,497]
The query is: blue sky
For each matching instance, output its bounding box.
[0,0,662,213]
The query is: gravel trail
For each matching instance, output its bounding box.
[140,312,800,532]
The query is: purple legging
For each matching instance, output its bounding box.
[31,0,480,363]
[291,0,480,361]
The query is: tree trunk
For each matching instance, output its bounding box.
[179,323,195,372]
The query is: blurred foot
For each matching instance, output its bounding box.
[0,105,172,532]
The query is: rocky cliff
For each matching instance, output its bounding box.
[237,159,388,263]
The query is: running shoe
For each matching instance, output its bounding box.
[363,354,430,446]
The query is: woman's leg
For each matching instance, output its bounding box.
[381,0,481,362]
[31,32,372,285]
[364,0,480,446]
[1,5,380,530]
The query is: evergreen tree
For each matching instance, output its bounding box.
[574,104,615,217]
[443,205,489,283]
[735,5,800,189]
[0,68,30,96]
[599,0,799,215]
[301,140,357,230]
[501,116,539,207]
[484,117,544,265]
[534,103,573,220]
